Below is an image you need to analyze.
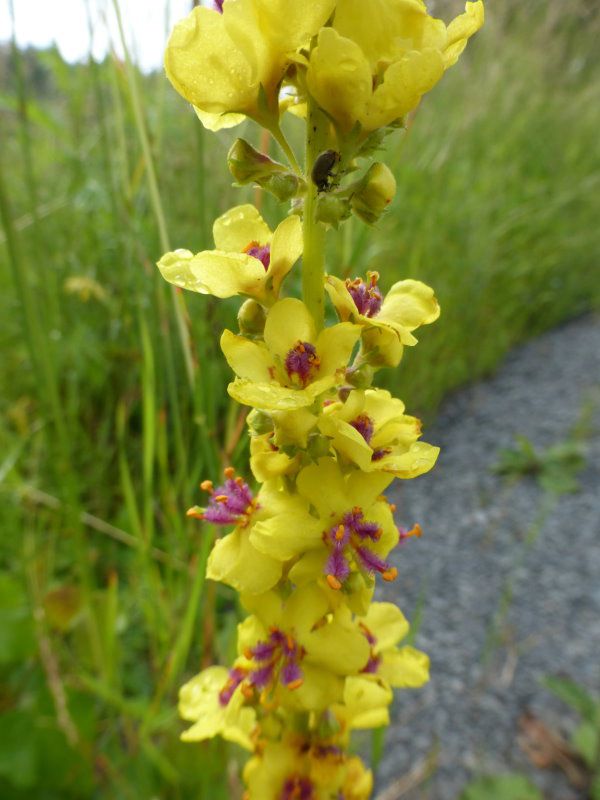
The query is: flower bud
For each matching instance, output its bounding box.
[316,195,352,228]
[351,162,396,225]
[227,138,286,184]
[228,139,306,201]
[237,298,267,336]
[262,172,306,203]
[247,408,273,436]
[345,363,375,389]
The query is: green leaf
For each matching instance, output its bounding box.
[591,774,600,800]
[572,721,599,768]
[459,773,542,800]
[543,676,597,722]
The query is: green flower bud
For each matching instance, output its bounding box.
[315,194,352,227]
[351,162,397,225]
[262,172,306,202]
[227,138,287,184]
[237,298,267,336]
[345,362,375,389]
[247,408,273,436]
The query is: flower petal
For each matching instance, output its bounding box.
[213,204,272,252]
[379,279,440,330]
[316,322,361,379]
[165,7,257,115]
[267,215,303,296]
[206,529,282,594]
[220,330,275,383]
[228,378,321,411]
[263,298,316,362]
[380,646,430,688]
[158,248,266,299]
[361,602,409,651]
[444,1,484,68]
[306,27,372,132]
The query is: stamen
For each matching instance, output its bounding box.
[382,567,398,582]
[326,574,342,590]
[350,413,375,445]
[346,271,383,317]
[199,471,257,526]
[285,341,320,387]
[186,506,204,519]
[242,240,271,270]
[398,523,422,543]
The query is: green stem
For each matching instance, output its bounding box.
[302,97,328,330]
[270,123,302,175]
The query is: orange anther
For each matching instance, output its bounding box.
[297,343,305,353]
[335,524,345,541]
[186,506,204,519]
[373,528,383,540]
[287,678,304,691]
[352,506,362,515]
[235,476,244,485]
[200,480,213,493]
[389,503,397,513]
[215,494,228,503]
[243,647,254,660]
[224,466,235,479]
[286,634,295,651]
[382,567,398,582]
[326,574,342,590]
[241,683,254,699]
[407,523,422,538]
[242,240,260,254]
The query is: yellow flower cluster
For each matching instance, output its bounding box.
[159,1,483,797]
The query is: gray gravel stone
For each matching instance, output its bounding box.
[375,315,600,800]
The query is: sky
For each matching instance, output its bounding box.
[0,0,205,72]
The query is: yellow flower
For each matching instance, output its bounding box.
[189,468,288,595]
[319,388,439,478]
[325,272,440,367]
[221,298,360,411]
[251,458,400,608]
[157,204,301,304]
[306,1,484,132]
[243,737,373,800]
[178,665,256,749]
[237,584,370,712]
[165,0,336,130]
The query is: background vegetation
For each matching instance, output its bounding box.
[0,0,599,797]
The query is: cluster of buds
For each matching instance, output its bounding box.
[158,1,483,797]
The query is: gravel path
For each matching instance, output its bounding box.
[375,314,600,800]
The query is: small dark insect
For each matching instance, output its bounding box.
[311,149,340,193]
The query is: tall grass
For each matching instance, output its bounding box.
[0,1,599,797]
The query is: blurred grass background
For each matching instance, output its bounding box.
[0,0,599,797]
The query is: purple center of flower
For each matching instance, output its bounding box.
[324,507,398,590]
[346,271,383,318]
[212,0,224,12]
[218,666,247,707]
[243,240,271,270]
[285,341,320,387]
[245,628,304,696]
[189,468,256,526]
[280,776,315,800]
[350,413,375,444]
